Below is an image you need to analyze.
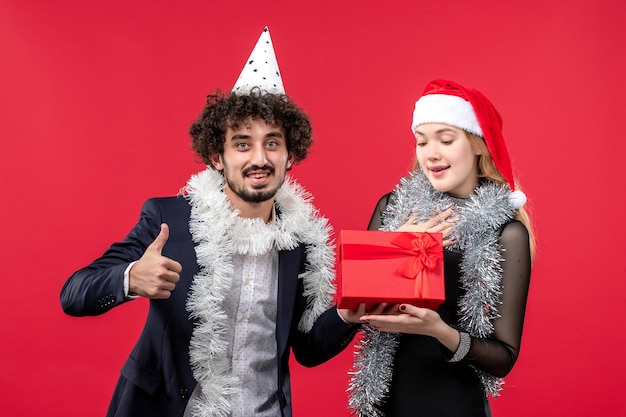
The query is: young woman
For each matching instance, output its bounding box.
[349,79,535,417]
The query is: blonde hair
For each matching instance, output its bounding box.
[412,131,537,259]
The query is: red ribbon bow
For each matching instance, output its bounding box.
[390,232,443,280]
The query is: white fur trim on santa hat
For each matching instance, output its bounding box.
[411,94,483,137]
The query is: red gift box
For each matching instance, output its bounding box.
[336,230,445,310]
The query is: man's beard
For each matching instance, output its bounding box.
[224,164,284,203]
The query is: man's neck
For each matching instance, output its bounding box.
[238,202,275,223]
[225,190,275,223]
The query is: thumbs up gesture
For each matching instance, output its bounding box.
[129,223,183,299]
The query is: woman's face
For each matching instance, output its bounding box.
[414,123,481,198]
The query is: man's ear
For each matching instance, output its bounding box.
[286,152,295,171]
[209,153,224,170]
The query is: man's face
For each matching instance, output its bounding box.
[210,118,293,212]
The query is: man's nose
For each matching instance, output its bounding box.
[250,145,269,166]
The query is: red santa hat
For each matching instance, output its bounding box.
[411,79,516,193]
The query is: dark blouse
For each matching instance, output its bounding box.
[368,193,532,417]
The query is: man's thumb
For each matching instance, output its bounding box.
[148,223,169,253]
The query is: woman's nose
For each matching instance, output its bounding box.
[427,144,441,160]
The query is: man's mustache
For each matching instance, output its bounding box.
[242,165,275,176]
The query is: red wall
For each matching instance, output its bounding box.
[2,1,625,416]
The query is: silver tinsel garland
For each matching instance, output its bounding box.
[348,170,517,416]
[184,169,336,417]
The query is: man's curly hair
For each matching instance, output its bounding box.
[189,88,313,167]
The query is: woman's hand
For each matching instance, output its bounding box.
[359,304,444,335]
[359,304,461,351]
[397,208,456,247]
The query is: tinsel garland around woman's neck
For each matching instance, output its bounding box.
[348,170,518,416]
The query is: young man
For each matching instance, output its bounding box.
[60,28,364,417]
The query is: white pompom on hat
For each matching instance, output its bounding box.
[232,27,285,95]
[411,80,517,194]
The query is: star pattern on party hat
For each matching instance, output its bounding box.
[232,27,285,94]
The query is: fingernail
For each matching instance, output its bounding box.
[399,305,406,311]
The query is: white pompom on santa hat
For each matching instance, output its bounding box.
[411,79,526,208]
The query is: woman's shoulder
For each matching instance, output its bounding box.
[500,220,530,246]
[378,191,394,205]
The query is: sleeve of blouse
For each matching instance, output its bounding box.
[367,193,392,231]
[462,220,532,377]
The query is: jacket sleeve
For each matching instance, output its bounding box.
[288,244,360,367]
[60,199,163,316]
[290,306,360,368]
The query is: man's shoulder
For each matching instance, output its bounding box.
[141,195,192,219]
[144,195,190,207]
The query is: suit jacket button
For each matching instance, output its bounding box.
[180,388,190,399]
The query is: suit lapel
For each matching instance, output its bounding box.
[276,247,300,358]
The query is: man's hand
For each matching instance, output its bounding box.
[338,303,397,324]
[129,223,182,299]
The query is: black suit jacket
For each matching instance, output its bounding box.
[61,196,358,417]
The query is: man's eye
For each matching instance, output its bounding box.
[236,142,248,149]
